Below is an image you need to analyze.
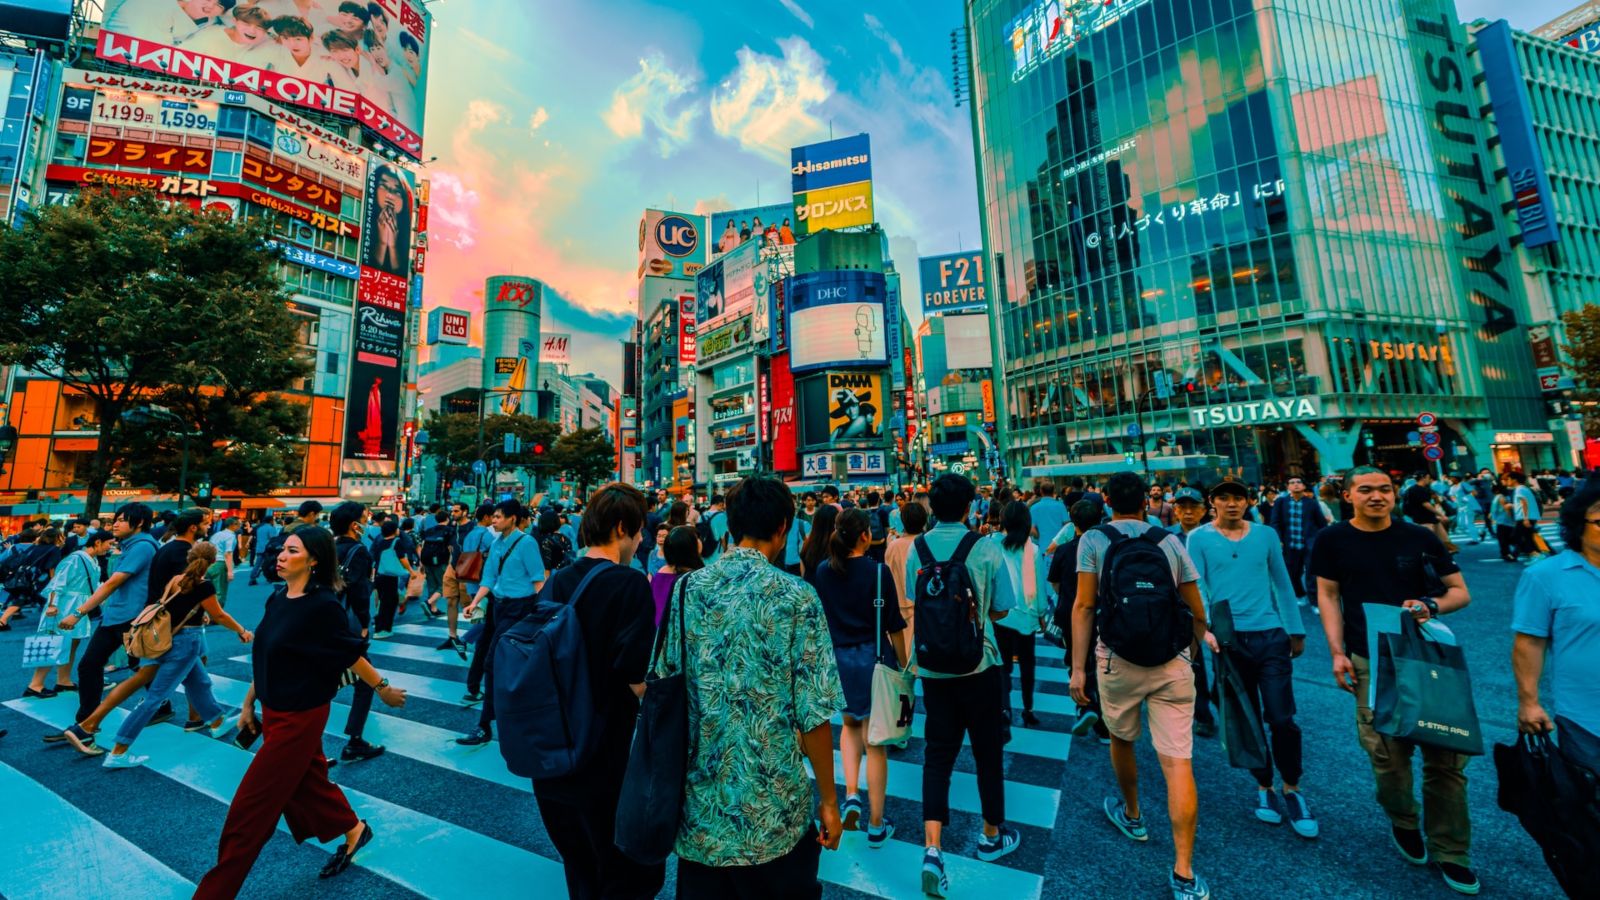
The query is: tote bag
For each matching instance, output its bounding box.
[1373,615,1484,755]
[377,545,408,579]
[1214,650,1270,771]
[21,633,69,668]
[868,565,916,747]
[614,574,690,865]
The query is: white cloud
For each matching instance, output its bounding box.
[529,106,549,132]
[693,195,734,215]
[777,0,814,28]
[463,99,508,131]
[602,52,700,156]
[710,37,832,161]
[862,14,906,65]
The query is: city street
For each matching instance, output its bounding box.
[0,524,1567,900]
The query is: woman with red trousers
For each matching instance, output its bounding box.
[194,527,408,897]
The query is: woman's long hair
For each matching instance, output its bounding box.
[662,525,703,573]
[828,508,871,576]
[666,501,691,529]
[1002,500,1032,551]
[178,541,219,595]
[800,504,838,576]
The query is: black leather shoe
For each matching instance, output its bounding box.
[22,687,57,699]
[149,703,175,726]
[341,739,386,761]
[320,820,374,878]
[455,727,492,746]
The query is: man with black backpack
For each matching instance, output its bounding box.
[331,501,384,763]
[417,509,459,618]
[865,490,891,561]
[1069,471,1212,900]
[906,473,1020,898]
[697,493,729,563]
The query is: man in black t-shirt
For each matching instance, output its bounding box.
[1309,467,1478,896]
[145,509,205,727]
[331,501,383,762]
[529,483,663,899]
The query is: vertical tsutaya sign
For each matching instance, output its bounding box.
[1406,3,1541,429]
[345,160,417,466]
[790,133,873,237]
[1475,20,1559,249]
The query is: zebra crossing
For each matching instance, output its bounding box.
[0,611,1080,900]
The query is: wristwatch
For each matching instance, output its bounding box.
[1420,597,1440,617]
[374,677,391,691]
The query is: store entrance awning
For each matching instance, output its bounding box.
[238,498,286,510]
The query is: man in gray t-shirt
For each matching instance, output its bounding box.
[1076,518,1199,585]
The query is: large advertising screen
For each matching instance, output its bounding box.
[1007,0,1151,82]
[944,312,994,370]
[345,159,416,466]
[825,371,885,442]
[97,0,431,157]
[710,203,794,257]
[695,236,759,327]
[919,251,989,314]
[787,271,889,372]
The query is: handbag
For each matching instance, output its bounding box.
[405,569,424,600]
[453,531,486,581]
[1373,615,1484,755]
[614,574,691,866]
[21,633,70,668]
[377,545,408,579]
[1214,650,1270,770]
[868,565,916,746]
[123,580,203,660]
[1495,733,1600,897]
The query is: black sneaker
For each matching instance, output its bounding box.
[1021,709,1042,728]
[341,738,386,762]
[1392,826,1428,865]
[436,637,458,651]
[455,727,492,746]
[64,724,103,756]
[461,691,483,704]
[1194,718,1217,739]
[1436,862,1480,895]
[149,703,175,726]
[975,824,1021,862]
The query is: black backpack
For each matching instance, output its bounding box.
[539,531,574,573]
[258,529,289,583]
[1093,524,1191,667]
[420,526,452,567]
[911,532,985,675]
[696,513,721,560]
[869,507,889,544]
[1,547,48,600]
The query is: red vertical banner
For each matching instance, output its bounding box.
[770,352,798,472]
[757,361,769,444]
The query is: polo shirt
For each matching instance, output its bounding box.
[1512,550,1600,734]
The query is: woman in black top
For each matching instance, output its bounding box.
[195,528,408,898]
[813,508,908,842]
[799,503,839,581]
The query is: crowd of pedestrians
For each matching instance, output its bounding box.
[1,462,1596,899]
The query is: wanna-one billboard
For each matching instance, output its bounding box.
[96,0,431,157]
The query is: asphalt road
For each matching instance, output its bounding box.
[0,528,1568,899]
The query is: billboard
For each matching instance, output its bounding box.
[482,275,543,413]
[1533,1,1600,39]
[710,203,794,256]
[344,158,417,465]
[677,294,697,367]
[96,0,430,157]
[919,251,989,314]
[770,353,798,471]
[791,134,873,238]
[794,180,873,237]
[426,306,469,345]
[541,333,571,367]
[1477,20,1560,249]
[1007,0,1152,82]
[944,313,994,370]
[787,271,889,373]
[695,236,759,327]
[638,208,706,279]
[825,371,885,442]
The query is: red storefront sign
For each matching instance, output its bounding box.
[242,156,342,212]
[87,138,212,174]
[770,352,797,472]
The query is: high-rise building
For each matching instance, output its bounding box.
[634,209,706,492]
[965,0,1546,484]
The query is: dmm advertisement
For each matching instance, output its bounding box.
[345,159,417,465]
[824,371,885,443]
[919,251,989,314]
[710,203,794,256]
[787,271,889,373]
[96,0,431,156]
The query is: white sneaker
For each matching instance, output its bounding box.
[102,752,149,769]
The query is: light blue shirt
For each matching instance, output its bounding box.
[102,532,159,625]
[1029,497,1068,546]
[785,516,811,567]
[705,510,729,564]
[888,507,904,534]
[648,547,666,576]
[902,520,1012,678]
[479,529,546,600]
[1186,522,1305,636]
[1513,550,1600,732]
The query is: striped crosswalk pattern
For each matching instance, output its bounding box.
[2,613,1076,899]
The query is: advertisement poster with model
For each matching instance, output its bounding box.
[344,159,416,465]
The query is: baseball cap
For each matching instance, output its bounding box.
[1173,487,1206,504]
[1209,479,1251,500]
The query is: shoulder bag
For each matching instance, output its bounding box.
[123,578,204,659]
[614,572,691,865]
[454,529,486,582]
[868,564,916,746]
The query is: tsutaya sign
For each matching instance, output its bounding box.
[1189,397,1321,428]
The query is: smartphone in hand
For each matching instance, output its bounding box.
[234,720,261,750]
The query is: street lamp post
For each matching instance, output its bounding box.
[123,406,198,509]
[1133,387,1157,483]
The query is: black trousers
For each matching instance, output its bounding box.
[921,665,1007,825]
[1228,628,1302,787]
[74,620,133,723]
[373,576,401,632]
[1282,547,1309,599]
[535,784,664,900]
[343,638,374,739]
[1192,644,1214,726]
[1495,524,1519,561]
[676,825,821,899]
[466,619,490,695]
[995,626,1036,713]
[477,595,535,730]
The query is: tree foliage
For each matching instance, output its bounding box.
[550,427,616,496]
[421,410,561,470]
[1561,303,1600,437]
[0,189,310,515]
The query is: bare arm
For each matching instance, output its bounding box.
[889,628,909,668]
[1316,575,1355,692]
[1513,633,1553,733]
[67,570,130,617]
[799,720,842,849]
[1069,571,1097,706]
[199,595,250,638]
[1179,581,1207,643]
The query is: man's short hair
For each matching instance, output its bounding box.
[298,500,324,517]
[233,5,270,26]
[330,501,366,536]
[366,1,387,21]
[171,510,205,538]
[867,490,881,506]
[476,502,496,521]
[820,485,840,500]
[398,30,420,53]
[900,501,929,535]
[322,30,358,51]
[709,493,724,507]
[1104,471,1148,515]
[493,499,523,521]
[225,517,241,528]
[72,517,90,528]
[725,476,794,543]
[1342,465,1389,486]
[1035,478,1056,497]
[337,0,371,21]
[271,15,314,39]
[1070,499,1103,529]
[580,483,646,546]
[927,474,976,524]
[116,502,155,532]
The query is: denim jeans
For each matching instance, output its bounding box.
[115,628,224,747]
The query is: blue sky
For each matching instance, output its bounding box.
[419,0,1581,386]
[419,0,977,384]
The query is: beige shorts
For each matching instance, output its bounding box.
[1097,648,1197,759]
[441,566,471,607]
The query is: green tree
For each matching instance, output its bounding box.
[1561,303,1600,437]
[0,189,310,516]
[551,427,617,497]
[420,409,561,472]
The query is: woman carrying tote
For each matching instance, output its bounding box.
[812,508,908,848]
[370,518,412,638]
[195,528,408,897]
[990,501,1050,728]
[26,529,112,697]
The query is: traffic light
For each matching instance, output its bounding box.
[533,442,546,456]
[195,475,213,505]
[1362,430,1375,449]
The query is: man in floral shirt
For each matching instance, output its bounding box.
[660,475,845,895]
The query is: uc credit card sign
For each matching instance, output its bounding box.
[791,133,871,194]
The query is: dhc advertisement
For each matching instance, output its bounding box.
[786,270,889,373]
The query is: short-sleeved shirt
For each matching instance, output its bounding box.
[1308,520,1459,657]
[902,520,1012,678]
[102,533,159,625]
[1512,550,1600,733]
[148,538,195,606]
[480,530,546,600]
[1402,484,1439,524]
[660,547,843,867]
[1029,497,1069,546]
[812,556,906,649]
[211,529,239,558]
[1075,519,1199,585]
[161,579,216,630]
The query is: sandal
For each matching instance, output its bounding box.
[319,820,373,878]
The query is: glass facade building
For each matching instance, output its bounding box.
[966,0,1547,484]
